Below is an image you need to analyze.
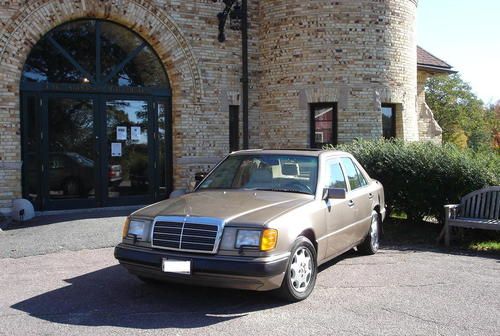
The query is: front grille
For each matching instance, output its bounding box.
[152,219,220,253]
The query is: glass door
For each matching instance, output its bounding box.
[103,98,153,206]
[42,95,99,210]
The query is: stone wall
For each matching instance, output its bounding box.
[256,0,419,148]
[0,0,247,213]
[0,0,423,213]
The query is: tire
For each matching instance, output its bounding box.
[137,275,162,285]
[277,236,317,302]
[62,178,81,196]
[357,211,380,255]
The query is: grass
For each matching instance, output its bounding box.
[468,241,500,252]
[382,215,500,254]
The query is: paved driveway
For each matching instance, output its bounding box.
[0,213,499,335]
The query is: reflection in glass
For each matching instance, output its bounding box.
[24,96,41,205]
[382,105,396,139]
[158,102,168,196]
[22,38,88,84]
[107,100,149,197]
[22,20,169,88]
[312,104,336,147]
[47,98,95,199]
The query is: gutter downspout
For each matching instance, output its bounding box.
[241,0,249,149]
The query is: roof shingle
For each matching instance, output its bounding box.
[417,46,456,74]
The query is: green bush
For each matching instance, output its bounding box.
[328,139,499,223]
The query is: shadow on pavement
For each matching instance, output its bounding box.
[382,242,500,260]
[11,264,286,329]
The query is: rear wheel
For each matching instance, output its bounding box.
[358,211,380,255]
[277,236,317,302]
[62,178,81,196]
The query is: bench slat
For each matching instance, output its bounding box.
[484,191,491,218]
[464,197,471,217]
[479,192,486,218]
[474,193,481,218]
[494,191,500,219]
[449,218,500,231]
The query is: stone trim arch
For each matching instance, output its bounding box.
[0,0,204,103]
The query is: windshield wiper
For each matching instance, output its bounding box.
[252,188,312,195]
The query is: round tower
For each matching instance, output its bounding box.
[256,0,419,147]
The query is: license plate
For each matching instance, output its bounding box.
[162,259,191,275]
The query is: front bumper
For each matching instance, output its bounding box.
[114,243,289,291]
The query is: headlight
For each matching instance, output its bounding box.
[125,218,151,241]
[235,229,279,251]
[235,230,261,249]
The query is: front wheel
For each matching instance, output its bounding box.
[277,237,317,302]
[357,211,380,255]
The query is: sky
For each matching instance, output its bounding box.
[417,0,500,105]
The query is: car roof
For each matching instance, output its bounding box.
[230,149,351,158]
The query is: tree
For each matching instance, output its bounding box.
[425,73,491,149]
[486,101,500,149]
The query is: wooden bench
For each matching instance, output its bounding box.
[442,186,500,246]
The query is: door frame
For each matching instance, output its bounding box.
[21,89,173,211]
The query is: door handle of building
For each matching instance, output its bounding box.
[368,193,374,200]
[348,200,355,207]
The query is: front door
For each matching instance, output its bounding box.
[20,19,172,211]
[22,94,172,210]
[104,98,152,206]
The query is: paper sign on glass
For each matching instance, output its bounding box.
[111,143,122,157]
[131,126,141,141]
[116,126,127,140]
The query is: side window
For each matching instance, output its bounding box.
[340,158,367,190]
[325,161,347,190]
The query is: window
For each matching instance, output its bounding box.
[310,103,337,148]
[325,161,347,190]
[381,104,396,139]
[229,105,240,152]
[22,20,169,88]
[340,158,367,191]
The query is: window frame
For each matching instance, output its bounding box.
[310,102,338,148]
[340,157,369,192]
[381,103,397,139]
[324,158,348,191]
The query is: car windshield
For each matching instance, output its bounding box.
[198,154,318,195]
[65,152,95,167]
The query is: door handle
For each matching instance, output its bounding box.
[368,193,374,200]
[348,200,355,207]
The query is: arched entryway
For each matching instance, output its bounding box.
[21,19,172,211]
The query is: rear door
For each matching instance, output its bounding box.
[340,157,373,243]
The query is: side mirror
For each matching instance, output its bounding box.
[322,188,346,200]
[194,172,207,188]
[187,172,207,193]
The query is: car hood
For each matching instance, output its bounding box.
[132,190,314,225]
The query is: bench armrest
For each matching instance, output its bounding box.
[444,204,460,220]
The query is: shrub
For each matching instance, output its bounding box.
[328,139,499,223]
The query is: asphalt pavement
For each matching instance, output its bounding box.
[0,211,499,335]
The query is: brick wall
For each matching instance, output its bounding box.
[0,0,422,213]
[256,0,419,148]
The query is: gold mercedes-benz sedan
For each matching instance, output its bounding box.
[115,149,385,301]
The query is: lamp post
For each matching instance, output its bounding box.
[213,0,249,150]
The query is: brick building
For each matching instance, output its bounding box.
[0,0,454,213]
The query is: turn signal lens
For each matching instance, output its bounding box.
[260,229,278,251]
[122,217,131,239]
